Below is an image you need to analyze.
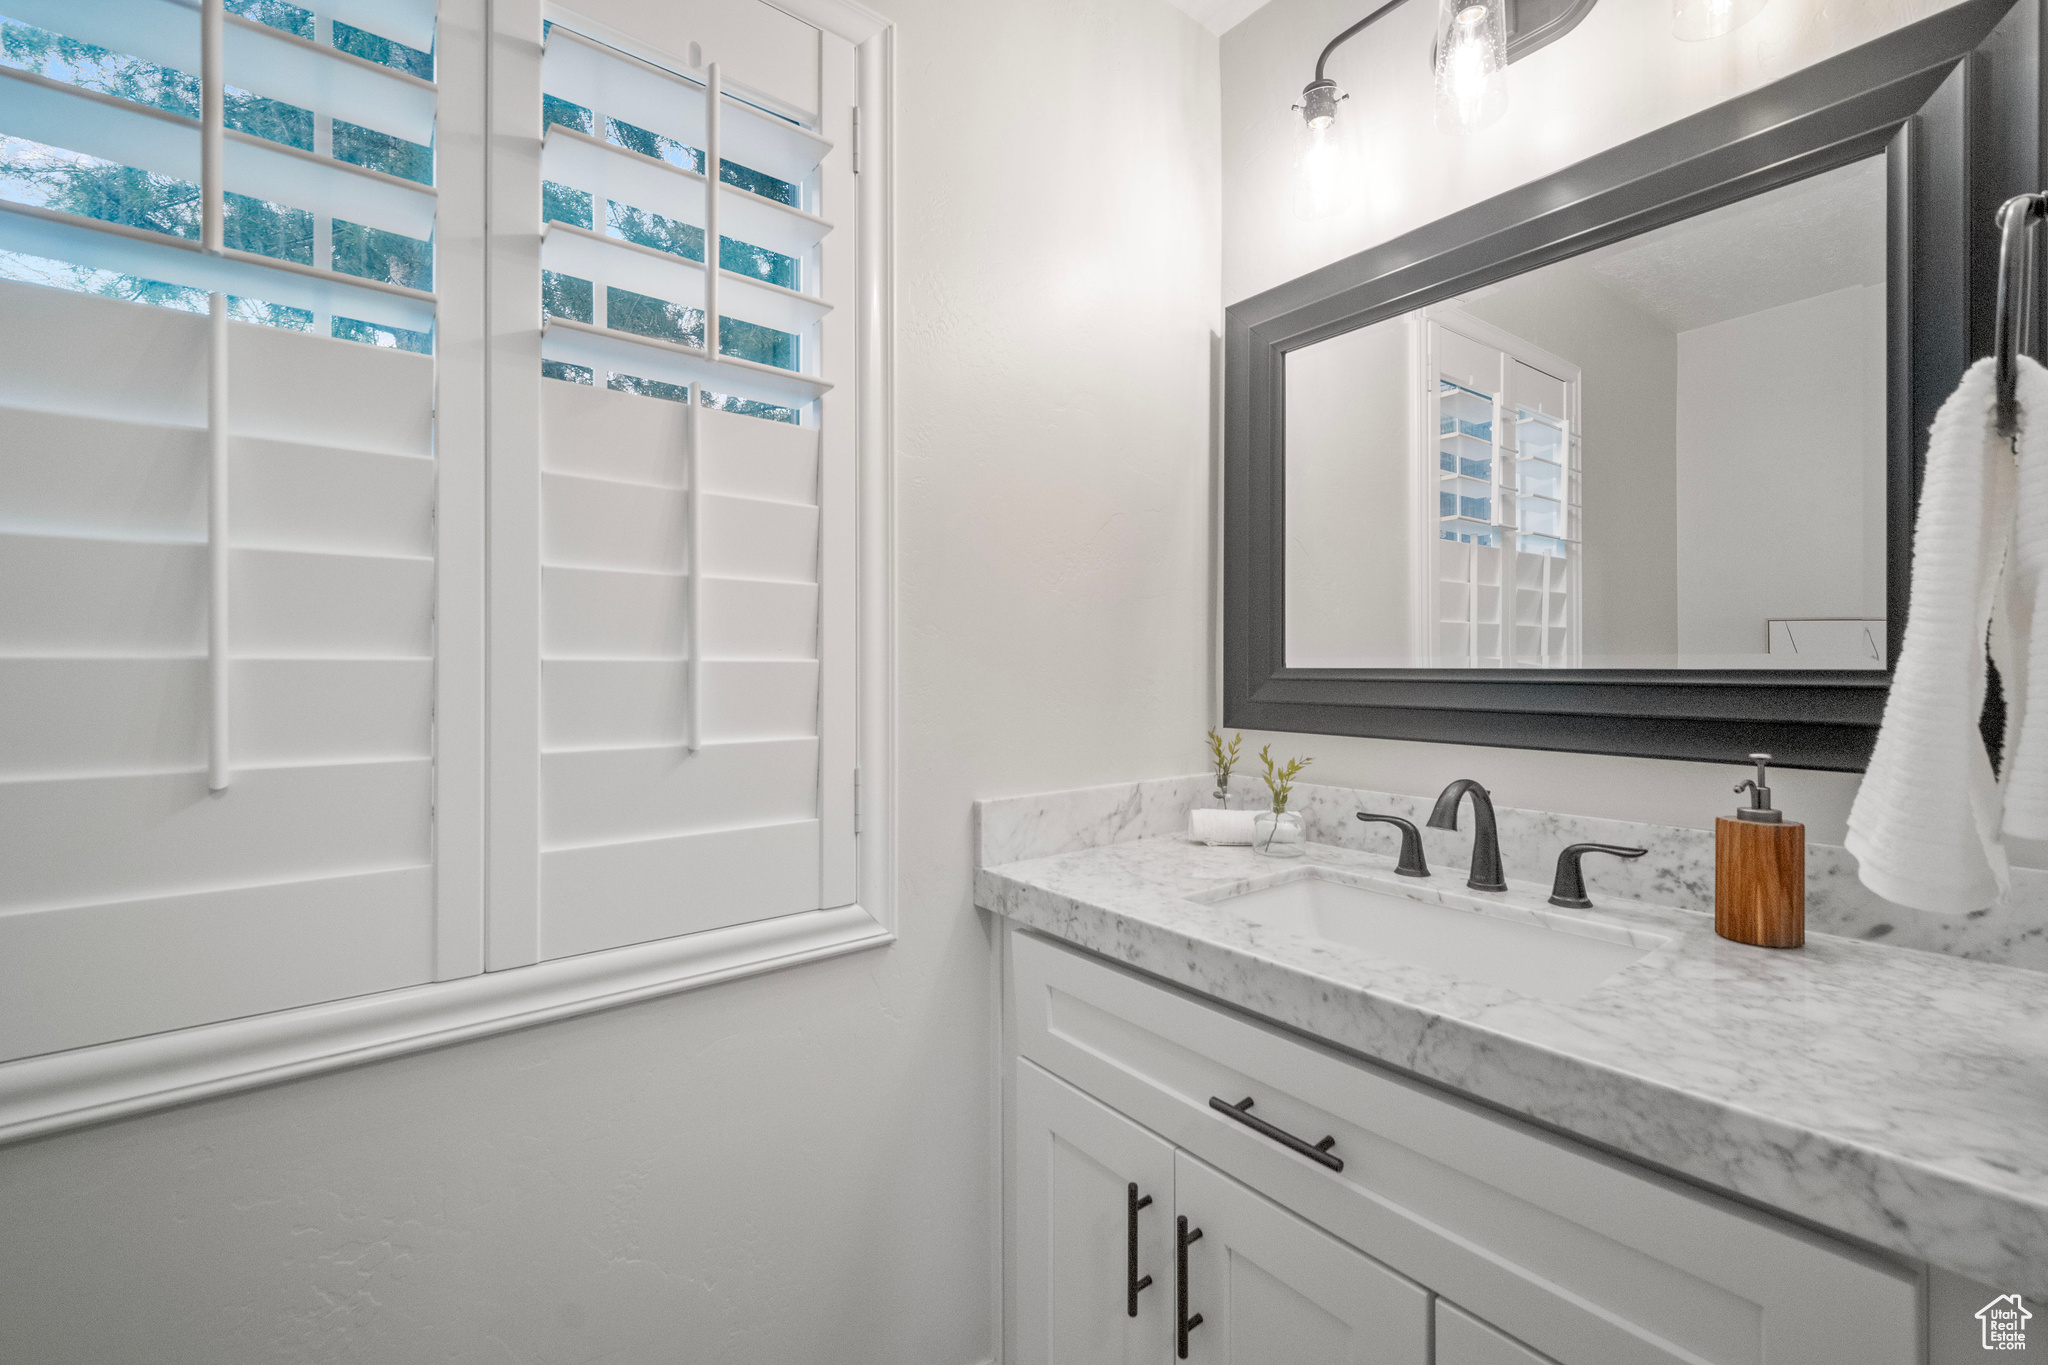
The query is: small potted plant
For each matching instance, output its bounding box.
[1254,746,1312,857]
[1206,729,1242,808]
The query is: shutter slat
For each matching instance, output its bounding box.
[2,0,435,146]
[0,657,430,777]
[541,471,686,573]
[543,26,829,187]
[542,317,829,411]
[0,534,432,657]
[543,122,707,236]
[320,0,438,53]
[0,279,205,422]
[538,381,818,500]
[702,495,819,582]
[543,472,815,578]
[541,659,819,749]
[0,285,434,449]
[541,567,817,660]
[540,124,832,260]
[541,736,818,847]
[715,183,833,261]
[0,408,203,542]
[0,408,433,557]
[0,865,434,1065]
[0,67,436,241]
[0,760,430,914]
[541,221,830,334]
[0,204,435,334]
[231,547,433,657]
[538,820,821,960]
[232,440,435,557]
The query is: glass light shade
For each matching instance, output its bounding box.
[1672,0,1769,40]
[1434,0,1507,133]
[1291,80,1356,221]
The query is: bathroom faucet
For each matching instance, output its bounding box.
[1355,812,1430,877]
[1548,843,1647,908]
[1427,780,1507,892]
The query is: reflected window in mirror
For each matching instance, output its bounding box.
[1283,153,1887,672]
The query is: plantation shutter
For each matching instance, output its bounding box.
[0,0,463,1060]
[493,0,857,965]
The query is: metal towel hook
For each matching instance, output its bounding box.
[1994,192,2048,439]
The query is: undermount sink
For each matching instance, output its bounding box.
[1209,871,1674,1003]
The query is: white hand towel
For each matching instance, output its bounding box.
[1847,355,2048,913]
[1188,808,1261,845]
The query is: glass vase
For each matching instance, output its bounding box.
[1253,810,1306,858]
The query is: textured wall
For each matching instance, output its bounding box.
[0,2,1222,1361]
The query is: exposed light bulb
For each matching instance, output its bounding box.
[1434,0,1506,133]
[1291,80,1354,221]
[1672,0,1769,40]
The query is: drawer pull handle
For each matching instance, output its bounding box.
[1177,1215,1204,1359]
[1127,1182,1154,1316]
[1209,1095,1345,1172]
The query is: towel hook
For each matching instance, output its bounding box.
[1994,192,2048,439]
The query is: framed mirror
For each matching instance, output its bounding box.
[1224,0,2043,770]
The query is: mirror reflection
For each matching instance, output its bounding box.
[1284,154,1888,670]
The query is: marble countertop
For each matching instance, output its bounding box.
[976,833,2048,1297]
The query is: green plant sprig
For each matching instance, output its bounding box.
[1207,729,1242,795]
[1259,745,1312,814]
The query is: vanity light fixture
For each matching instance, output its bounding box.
[1291,0,1517,219]
[1434,0,1508,132]
[1289,5,1385,221]
[1672,0,1769,41]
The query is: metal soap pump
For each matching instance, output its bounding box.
[1714,753,1805,948]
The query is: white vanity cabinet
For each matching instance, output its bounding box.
[1005,928,1920,1365]
[1017,1059,1431,1364]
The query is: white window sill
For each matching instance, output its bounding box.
[0,904,891,1146]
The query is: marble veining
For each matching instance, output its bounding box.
[976,773,2048,970]
[973,777,2048,1295]
[974,775,1213,868]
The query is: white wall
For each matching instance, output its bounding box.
[1284,317,1413,665]
[1676,284,1888,656]
[0,2,1222,1361]
[1221,0,1964,839]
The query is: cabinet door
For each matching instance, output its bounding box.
[1176,1151,1429,1364]
[1014,1060,1177,1365]
[1436,1300,1557,1365]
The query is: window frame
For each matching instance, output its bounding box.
[0,0,897,1146]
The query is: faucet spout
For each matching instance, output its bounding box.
[1427,779,1507,892]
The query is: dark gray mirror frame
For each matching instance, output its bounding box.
[1225,0,2044,771]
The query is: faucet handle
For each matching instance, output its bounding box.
[1356,812,1430,878]
[1549,843,1647,909]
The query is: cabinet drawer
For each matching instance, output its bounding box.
[1437,1301,1558,1365]
[1007,929,1918,1365]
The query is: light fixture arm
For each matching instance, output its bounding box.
[1312,0,1414,82]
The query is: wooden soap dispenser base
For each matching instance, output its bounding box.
[1715,752,1804,948]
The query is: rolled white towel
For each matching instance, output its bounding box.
[1189,808,1261,845]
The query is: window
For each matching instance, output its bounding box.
[0,0,888,1116]
[495,4,858,967]
[0,0,451,1062]
[1420,311,1581,667]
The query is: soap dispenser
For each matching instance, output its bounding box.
[1714,753,1804,948]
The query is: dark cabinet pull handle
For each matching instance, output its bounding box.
[1176,1215,1204,1359]
[1209,1095,1344,1171]
[1127,1182,1153,1316]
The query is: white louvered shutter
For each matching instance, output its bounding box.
[496,0,857,964]
[0,0,466,1060]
